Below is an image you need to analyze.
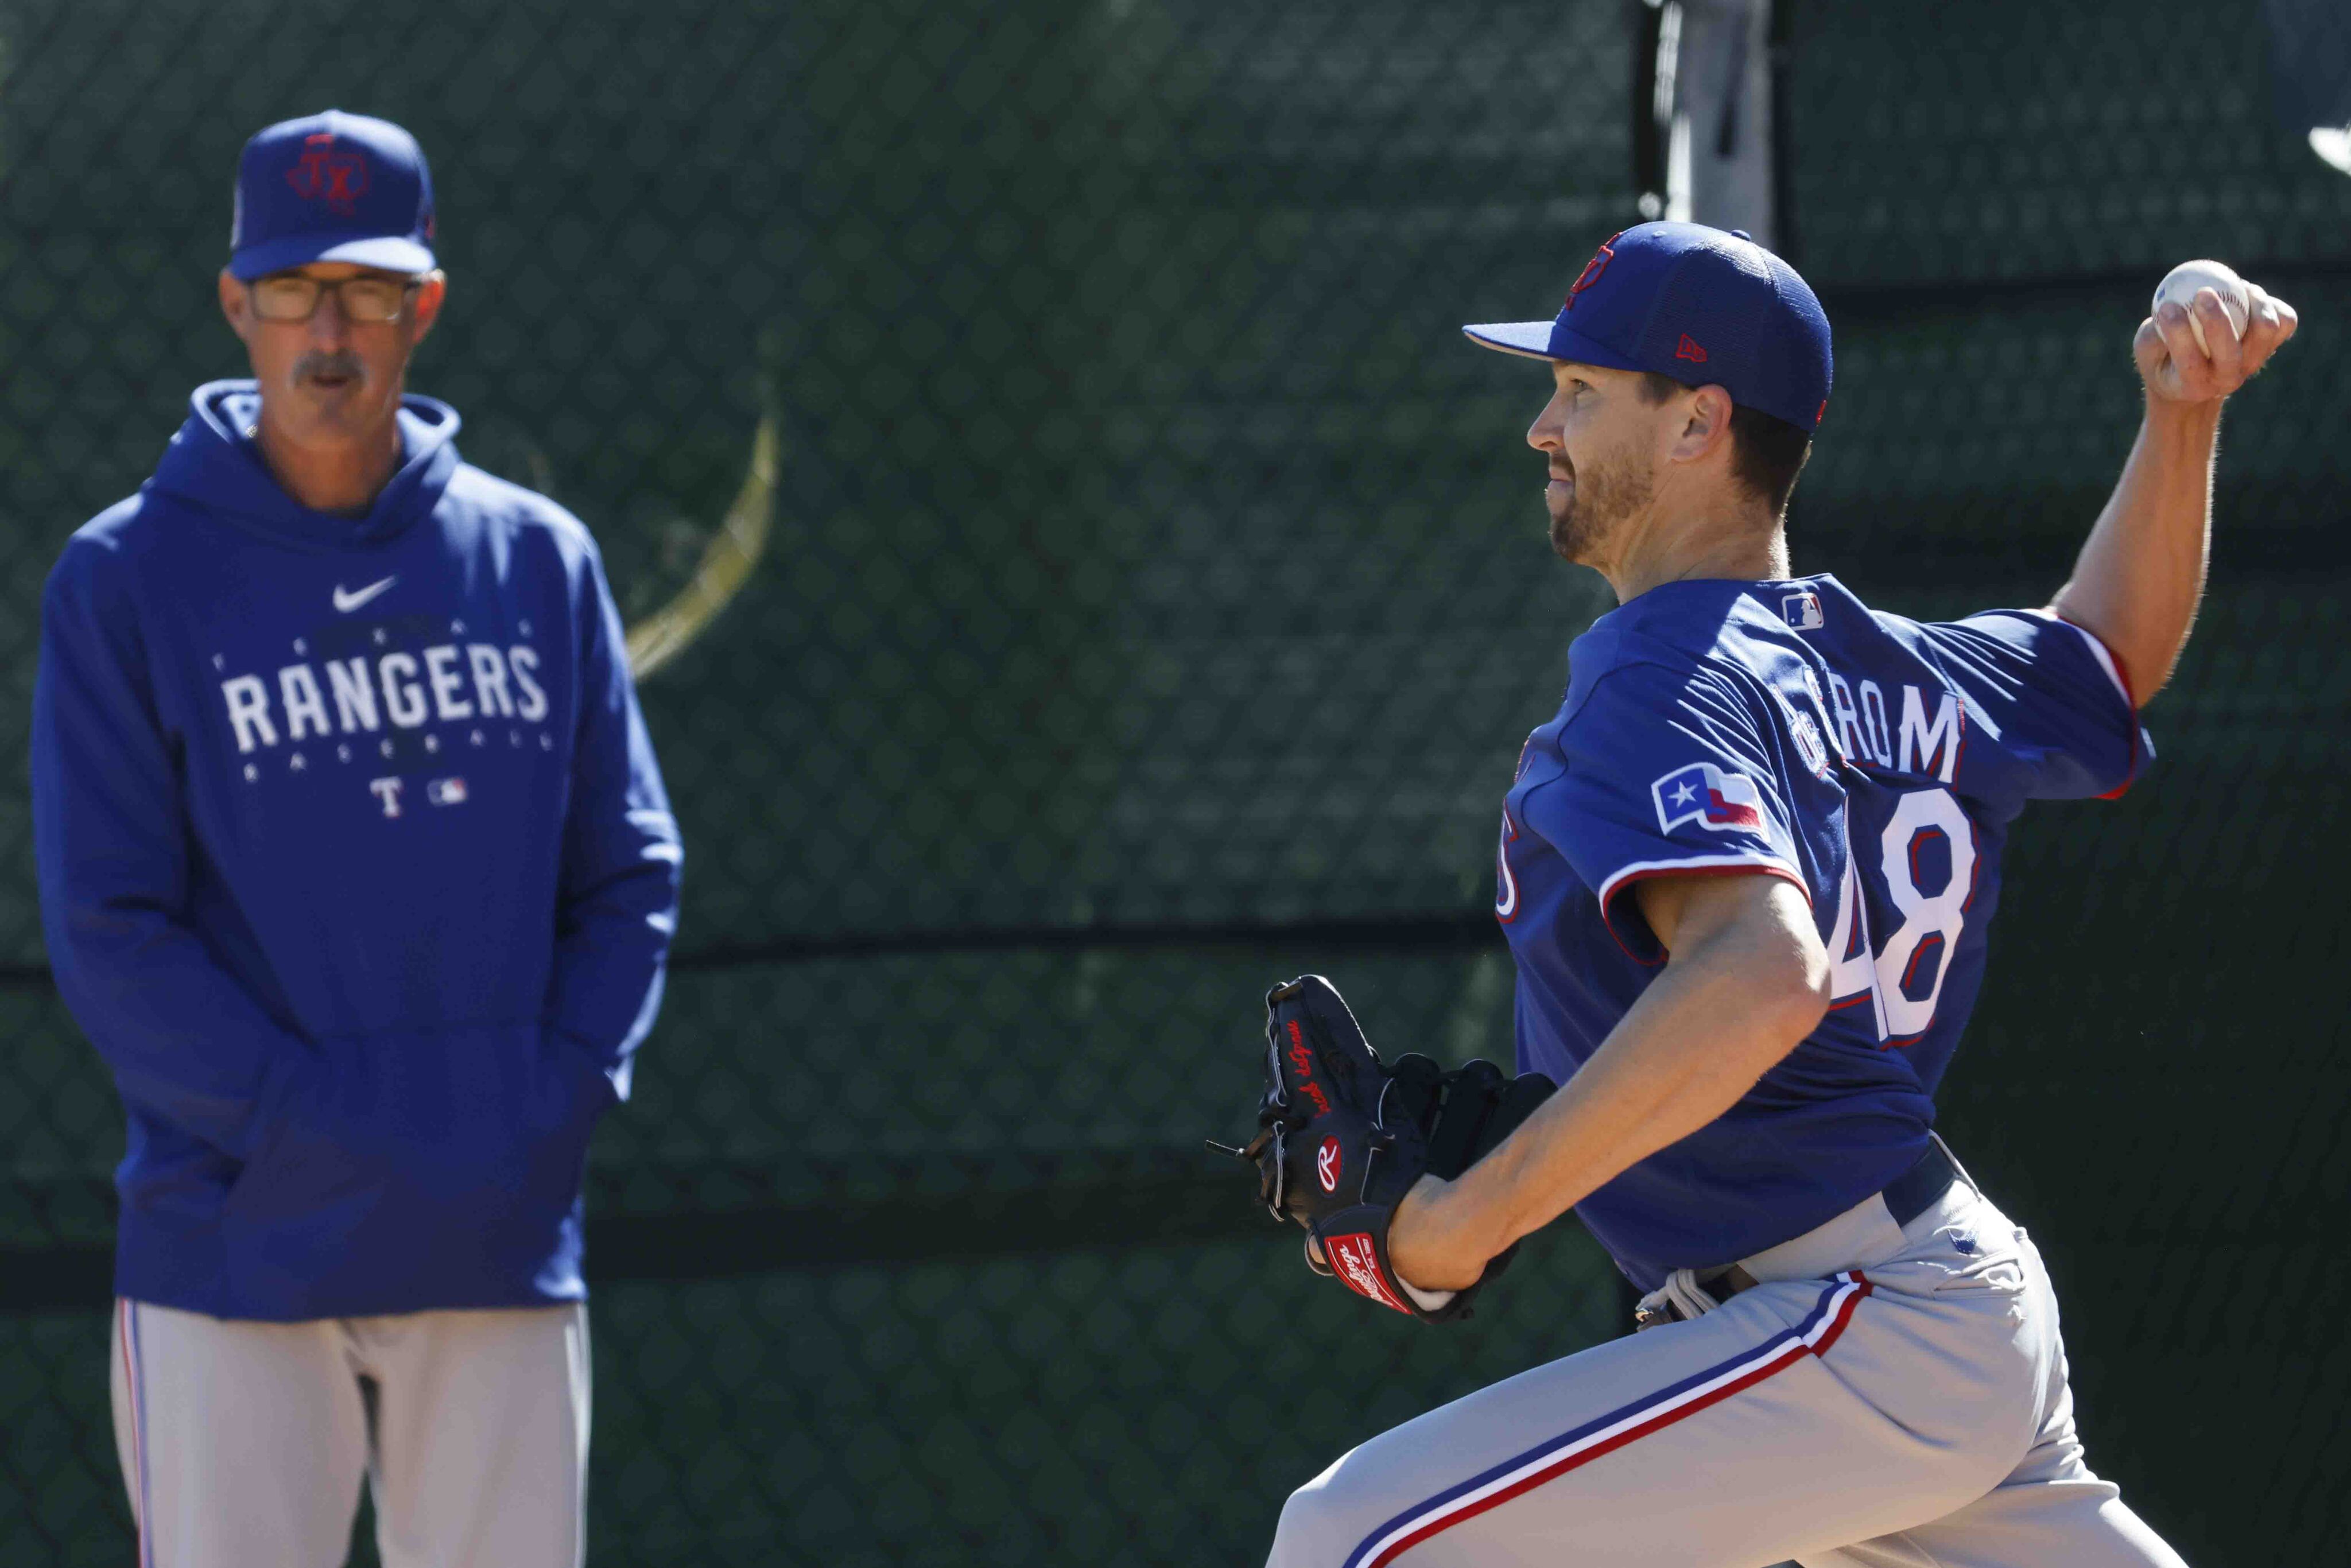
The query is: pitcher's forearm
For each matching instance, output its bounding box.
[1452,958,1822,1255]
[2050,399,2221,701]
[2052,278,2298,699]
[1403,879,1830,1278]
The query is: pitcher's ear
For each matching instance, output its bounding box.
[1670,383,1736,465]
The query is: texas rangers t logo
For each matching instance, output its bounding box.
[1563,231,1623,311]
[285,133,370,215]
[1652,762,1766,834]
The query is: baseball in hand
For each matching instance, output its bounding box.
[2151,260,2250,355]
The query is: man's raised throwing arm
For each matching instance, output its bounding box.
[2049,275,2298,703]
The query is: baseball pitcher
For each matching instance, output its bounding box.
[31,110,682,1566]
[1229,222,2292,1565]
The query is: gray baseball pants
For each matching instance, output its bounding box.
[112,1298,589,1568]
[1267,1178,2186,1567]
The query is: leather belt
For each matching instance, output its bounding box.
[1880,1135,1963,1229]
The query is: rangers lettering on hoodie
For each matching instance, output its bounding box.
[219,638,549,751]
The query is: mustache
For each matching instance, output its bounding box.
[292,350,366,385]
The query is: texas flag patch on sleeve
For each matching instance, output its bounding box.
[1652,761,1766,834]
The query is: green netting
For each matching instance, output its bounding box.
[3,0,2349,1563]
[1784,0,2351,288]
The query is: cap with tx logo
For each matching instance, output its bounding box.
[228,108,436,282]
[1462,221,1833,433]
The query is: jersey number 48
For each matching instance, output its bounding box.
[1826,786,1978,1045]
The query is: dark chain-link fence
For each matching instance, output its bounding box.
[4,1,2350,1563]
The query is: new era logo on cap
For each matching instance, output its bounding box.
[1461,222,1834,434]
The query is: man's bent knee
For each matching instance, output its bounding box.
[1266,1450,1372,1568]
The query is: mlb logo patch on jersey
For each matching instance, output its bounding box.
[1782,591,1825,631]
[1652,762,1766,835]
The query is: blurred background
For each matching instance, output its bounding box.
[3,0,2349,1563]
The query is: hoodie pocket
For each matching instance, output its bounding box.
[225,1022,604,1225]
[519,1032,619,1209]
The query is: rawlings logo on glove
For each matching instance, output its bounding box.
[1209,975,1557,1322]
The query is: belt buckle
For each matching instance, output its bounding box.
[1632,1298,1679,1332]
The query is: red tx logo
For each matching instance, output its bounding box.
[285,133,370,216]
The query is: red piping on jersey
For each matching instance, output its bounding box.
[1958,821,1985,914]
[2050,611,2141,799]
[1597,862,1810,967]
[1906,827,1937,898]
[1897,930,1946,998]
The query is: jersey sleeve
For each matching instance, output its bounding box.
[1532,659,1810,964]
[1909,610,2150,800]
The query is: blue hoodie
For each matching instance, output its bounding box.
[32,381,682,1321]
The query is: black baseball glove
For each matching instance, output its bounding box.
[1209,974,1556,1321]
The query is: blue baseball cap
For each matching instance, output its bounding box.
[227,110,437,282]
[1464,222,1833,433]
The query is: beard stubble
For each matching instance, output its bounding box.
[1549,441,1655,564]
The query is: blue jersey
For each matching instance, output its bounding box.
[1496,575,2147,1289]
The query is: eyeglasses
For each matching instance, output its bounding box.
[247,273,421,324]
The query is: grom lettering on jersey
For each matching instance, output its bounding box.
[1821,673,1962,783]
[220,640,548,753]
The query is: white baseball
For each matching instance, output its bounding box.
[2151,259,2250,355]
